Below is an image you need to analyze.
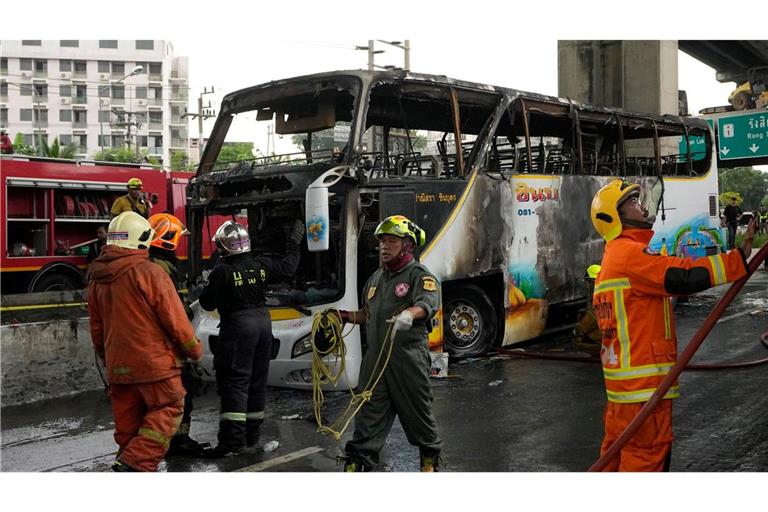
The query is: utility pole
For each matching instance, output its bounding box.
[182,86,216,165]
[355,40,411,152]
[110,109,143,158]
[377,40,410,71]
[98,65,143,156]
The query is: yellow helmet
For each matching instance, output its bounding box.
[590,179,640,241]
[374,215,426,247]
[107,211,154,250]
[585,264,601,280]
[127,177,143,189]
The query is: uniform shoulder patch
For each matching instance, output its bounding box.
[367,286,377,300]
[421,276,438,291]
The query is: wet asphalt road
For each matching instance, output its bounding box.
[1,269,766,473]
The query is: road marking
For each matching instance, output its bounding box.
[236,446,324,472]
[0,302,86,312]
[717,309,761,323]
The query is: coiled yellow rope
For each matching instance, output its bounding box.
[311,308,396,440]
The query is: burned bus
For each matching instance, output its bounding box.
[186,70,718,389]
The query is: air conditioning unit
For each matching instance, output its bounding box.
[60,72,72,80]
[20,71,31,78]
[60,97,71,105]
[98,73,109,81]
[100,98,111,107]
[137,99,147,107]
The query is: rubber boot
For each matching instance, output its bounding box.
[200,444,241,459]
[246,419,263,449]
[112,460,138,472]
[166,433,211,457]
[420,453,440,472]
[338,455,369,472]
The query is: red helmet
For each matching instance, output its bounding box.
[148,213,187,251]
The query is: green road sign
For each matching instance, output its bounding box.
[717,111,768,160]
[678,119,713,161]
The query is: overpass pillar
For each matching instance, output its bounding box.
[558,40,679,116]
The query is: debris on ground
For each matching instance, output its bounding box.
[488,380,503,387]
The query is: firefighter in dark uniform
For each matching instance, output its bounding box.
[147,213,208,456]
[337,215,442,472]
[198,219,304,457]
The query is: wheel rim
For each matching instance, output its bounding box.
[448,301,482,349]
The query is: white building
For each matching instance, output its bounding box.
[0,39,189,168]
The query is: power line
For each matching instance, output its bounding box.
[1,72,195,91]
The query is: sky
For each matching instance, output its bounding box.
[2,1,766,509]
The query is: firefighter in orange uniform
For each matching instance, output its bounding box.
[88,211,202,472]
[147,212,209,456]
[590,179,755,472]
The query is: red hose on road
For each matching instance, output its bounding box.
[588,243,768,472]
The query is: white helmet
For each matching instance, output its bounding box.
[107,211,155,250]
[212,220,250,255]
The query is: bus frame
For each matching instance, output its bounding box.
[187,69,718,389]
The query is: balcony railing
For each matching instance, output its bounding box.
[148,122,163,131]
[170,93,188,102]
[148,147,163,155]
[34,120,49,128]
[72,121,87,129]
[146,97,163,107]
[111,97,125,105]
[72,70,87,79]
[170,138,187,148]
[148,73,162,82]
[170,116,185,125]
[34,70,48,78]
[72,96,87,105]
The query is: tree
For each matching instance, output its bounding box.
[92,147,160,166]
[39,137,77,159]
[11,133,35,155]
[170,150,195,171]
[215,142,256,164]
[719,191,743,207]
[718,166,768,210]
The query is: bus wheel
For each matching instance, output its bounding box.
[443,285,497,358]
[30,272,82,293]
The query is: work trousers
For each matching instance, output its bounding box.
[727,222,738,250]
[173,365,198,437]
[345,340,442,469]
[109,377,185,471]
[599,399,673,472]
[214,309,272,450]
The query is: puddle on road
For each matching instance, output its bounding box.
[1,417,84,447]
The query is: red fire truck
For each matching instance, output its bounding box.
[1,154,219,294]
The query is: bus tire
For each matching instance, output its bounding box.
[30,272,83,293]
[443,285,497,358]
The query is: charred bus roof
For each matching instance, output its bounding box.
[189,69,710,211]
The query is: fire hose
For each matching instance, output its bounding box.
[587,242,768,471]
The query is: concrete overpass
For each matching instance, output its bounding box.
[557,41,768,168]
[678,40,768,84]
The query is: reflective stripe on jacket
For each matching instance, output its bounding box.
[594,229,748,404]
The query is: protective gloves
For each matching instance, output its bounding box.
[288,219,306,245]
[387,310,414,335]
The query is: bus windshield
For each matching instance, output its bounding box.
[199,76,361,174]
